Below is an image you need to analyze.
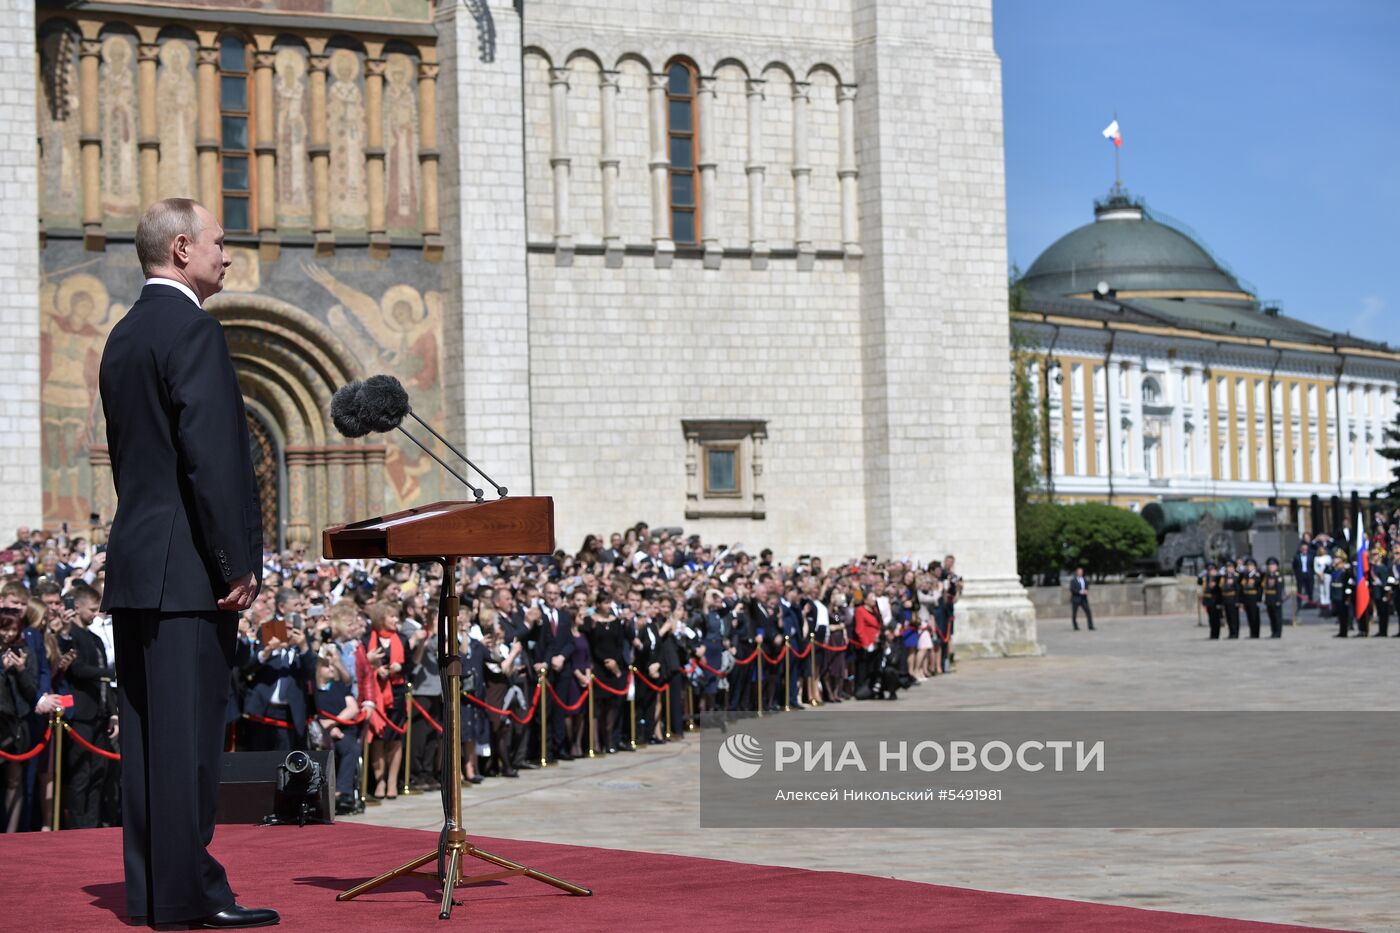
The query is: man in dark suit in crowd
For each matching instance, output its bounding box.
[1069,566,1094,631]
[99,198,276,930]
[532,581,575,760]
[1291,537,1313,608]
[243,621,314,752]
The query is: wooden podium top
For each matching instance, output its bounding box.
[321,497,555,561]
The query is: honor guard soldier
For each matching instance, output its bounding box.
[1219,563,1242,639]
[1332,550,1353,637]
[1372,550,1394,637]
[1240,558,1263,639]
[1201,563,1223,639]
[1262,557,1284,638]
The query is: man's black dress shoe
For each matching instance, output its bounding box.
[152,904,280,930]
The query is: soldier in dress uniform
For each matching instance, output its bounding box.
[1239,557,1262,638]
[1200,563,1223,639]
[1219,563,1242,639]
[1331,550,1353,638]
[1262,557,1284,639]
[1371,549,1393,638]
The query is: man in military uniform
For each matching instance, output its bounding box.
[1200,563,1223,640]
[1331,551,1352,638]
[1240,557,1263,639]
[1219,563,1241,639]
[1371,549,1393,637]
[1262,557,1284,639]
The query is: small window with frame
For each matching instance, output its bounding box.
[703,444,740,497]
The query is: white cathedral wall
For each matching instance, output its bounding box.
[0,0,42,530]
[527,256,867,559]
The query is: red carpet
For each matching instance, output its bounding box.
[4,823,1344,931]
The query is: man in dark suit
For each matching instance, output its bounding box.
[532,582,575,760]
[1291,537,1314,608]
[1069,566,1094,631]
[99,199,277,930]
[242,624,314,751]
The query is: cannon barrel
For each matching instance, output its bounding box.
[1141,499,1255,537]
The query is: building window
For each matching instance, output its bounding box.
[665,60,699,245]
[219,35,253,233]
[704,444,740,496]
[1142,376,1161,404]
[683,420,766,519]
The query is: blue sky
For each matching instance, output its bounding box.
[994,0,1400,338]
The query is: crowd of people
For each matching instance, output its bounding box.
[0,520,964,830]
[1196,510,1400,640]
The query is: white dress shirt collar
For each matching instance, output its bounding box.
[144,277,202,309]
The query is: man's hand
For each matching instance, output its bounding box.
[287,627,306,650]
[219,572,258,612]
[108,714,120,741]
[603,658,621,676]
[35,693,61,715]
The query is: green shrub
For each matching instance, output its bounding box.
[1059,502,1157,577]
[1015,502,1064,581]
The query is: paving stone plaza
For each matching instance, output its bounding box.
[350,611,1400,932]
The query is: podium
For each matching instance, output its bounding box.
[324,498,591,917]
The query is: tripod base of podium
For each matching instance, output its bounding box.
[336,830,592,920]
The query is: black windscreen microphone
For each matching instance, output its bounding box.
[330,377,507,500]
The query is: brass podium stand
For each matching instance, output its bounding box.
[324,500,592,918]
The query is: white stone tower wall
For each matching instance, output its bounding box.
[0,0,43,532]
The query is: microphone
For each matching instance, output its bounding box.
[330,377,509,500]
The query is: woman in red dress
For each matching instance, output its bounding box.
[366,603,406,799]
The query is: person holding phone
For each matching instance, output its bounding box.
[366,603,406,799]
[0,606,38,832]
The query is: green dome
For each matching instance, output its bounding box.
[1021,195,1251,301]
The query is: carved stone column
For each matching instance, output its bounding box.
[35,51,43,244]
[308,52,332,255]
[283,448,312,547]
[745,78,767,269]
[791,81,813,270]
[548,66,572,261]
[364,57,388,257]
[253,48,278,258]
[837,84,861,259]
[599,69,621,267]
[696,73,720,269]
[137,42,160,207]
[78,37,103,250]
[417,60,442,259]
[196,45,221,210]
[647,71,673,268]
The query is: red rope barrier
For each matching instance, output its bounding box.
[371,705,408,735]
[243,712,294,730]
[589,672,632,697]
[60,721,120,761]
[813,641,848,652]
[462,682,541,725]
[693,656,726,676]
[0,724,51,762]
[730,649,759,666]
[791,642,813,660]
[545,680,589,713]
[411,698,443,734]
[319,708,370,727]
[632,668,669,693]
[760,644,789,665]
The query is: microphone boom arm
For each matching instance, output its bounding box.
[394,426,484,501]
[406,410,509,497]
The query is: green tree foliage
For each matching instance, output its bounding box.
[1015,501,1064,582]
[1376,388,1400,502]
[1059,503,1157,578]
[1016,502,1157,581]
[1008,267,1040,513]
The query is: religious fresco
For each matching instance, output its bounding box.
[40,241,447,536]
[157,40,200,201]
[138,0,432,21]
[35,15,442,538]
[274,46,313,231]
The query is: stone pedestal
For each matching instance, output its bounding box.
[956,576,1042,659]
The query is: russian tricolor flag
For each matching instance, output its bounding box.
[1355,514,1370,621]
[1102,119,1123,148]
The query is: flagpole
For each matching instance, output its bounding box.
[1113,110,1120,192]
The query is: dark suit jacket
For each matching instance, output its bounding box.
[1070,576,1090,599]
[243,644,314,734]
[531,606,575,666]
[98,283,263,611]
[64,625,114,723]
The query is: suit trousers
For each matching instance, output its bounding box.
[1266,604,1283,638]
[63,717,107,829]
[114,610,237,924]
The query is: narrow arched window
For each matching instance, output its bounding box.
[219,35,253,233]
[665,60,699,245]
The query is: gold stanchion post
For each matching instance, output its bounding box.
[628,667,637,750]
[400,689,418,796]
[685,680,697,732]
[782,645,791,712]
[539,680,550,767]
[50,711,63,831]
[586,674,597,758]
[756,651,764,718]
[663,685,672,741]
[359,722,375,807]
